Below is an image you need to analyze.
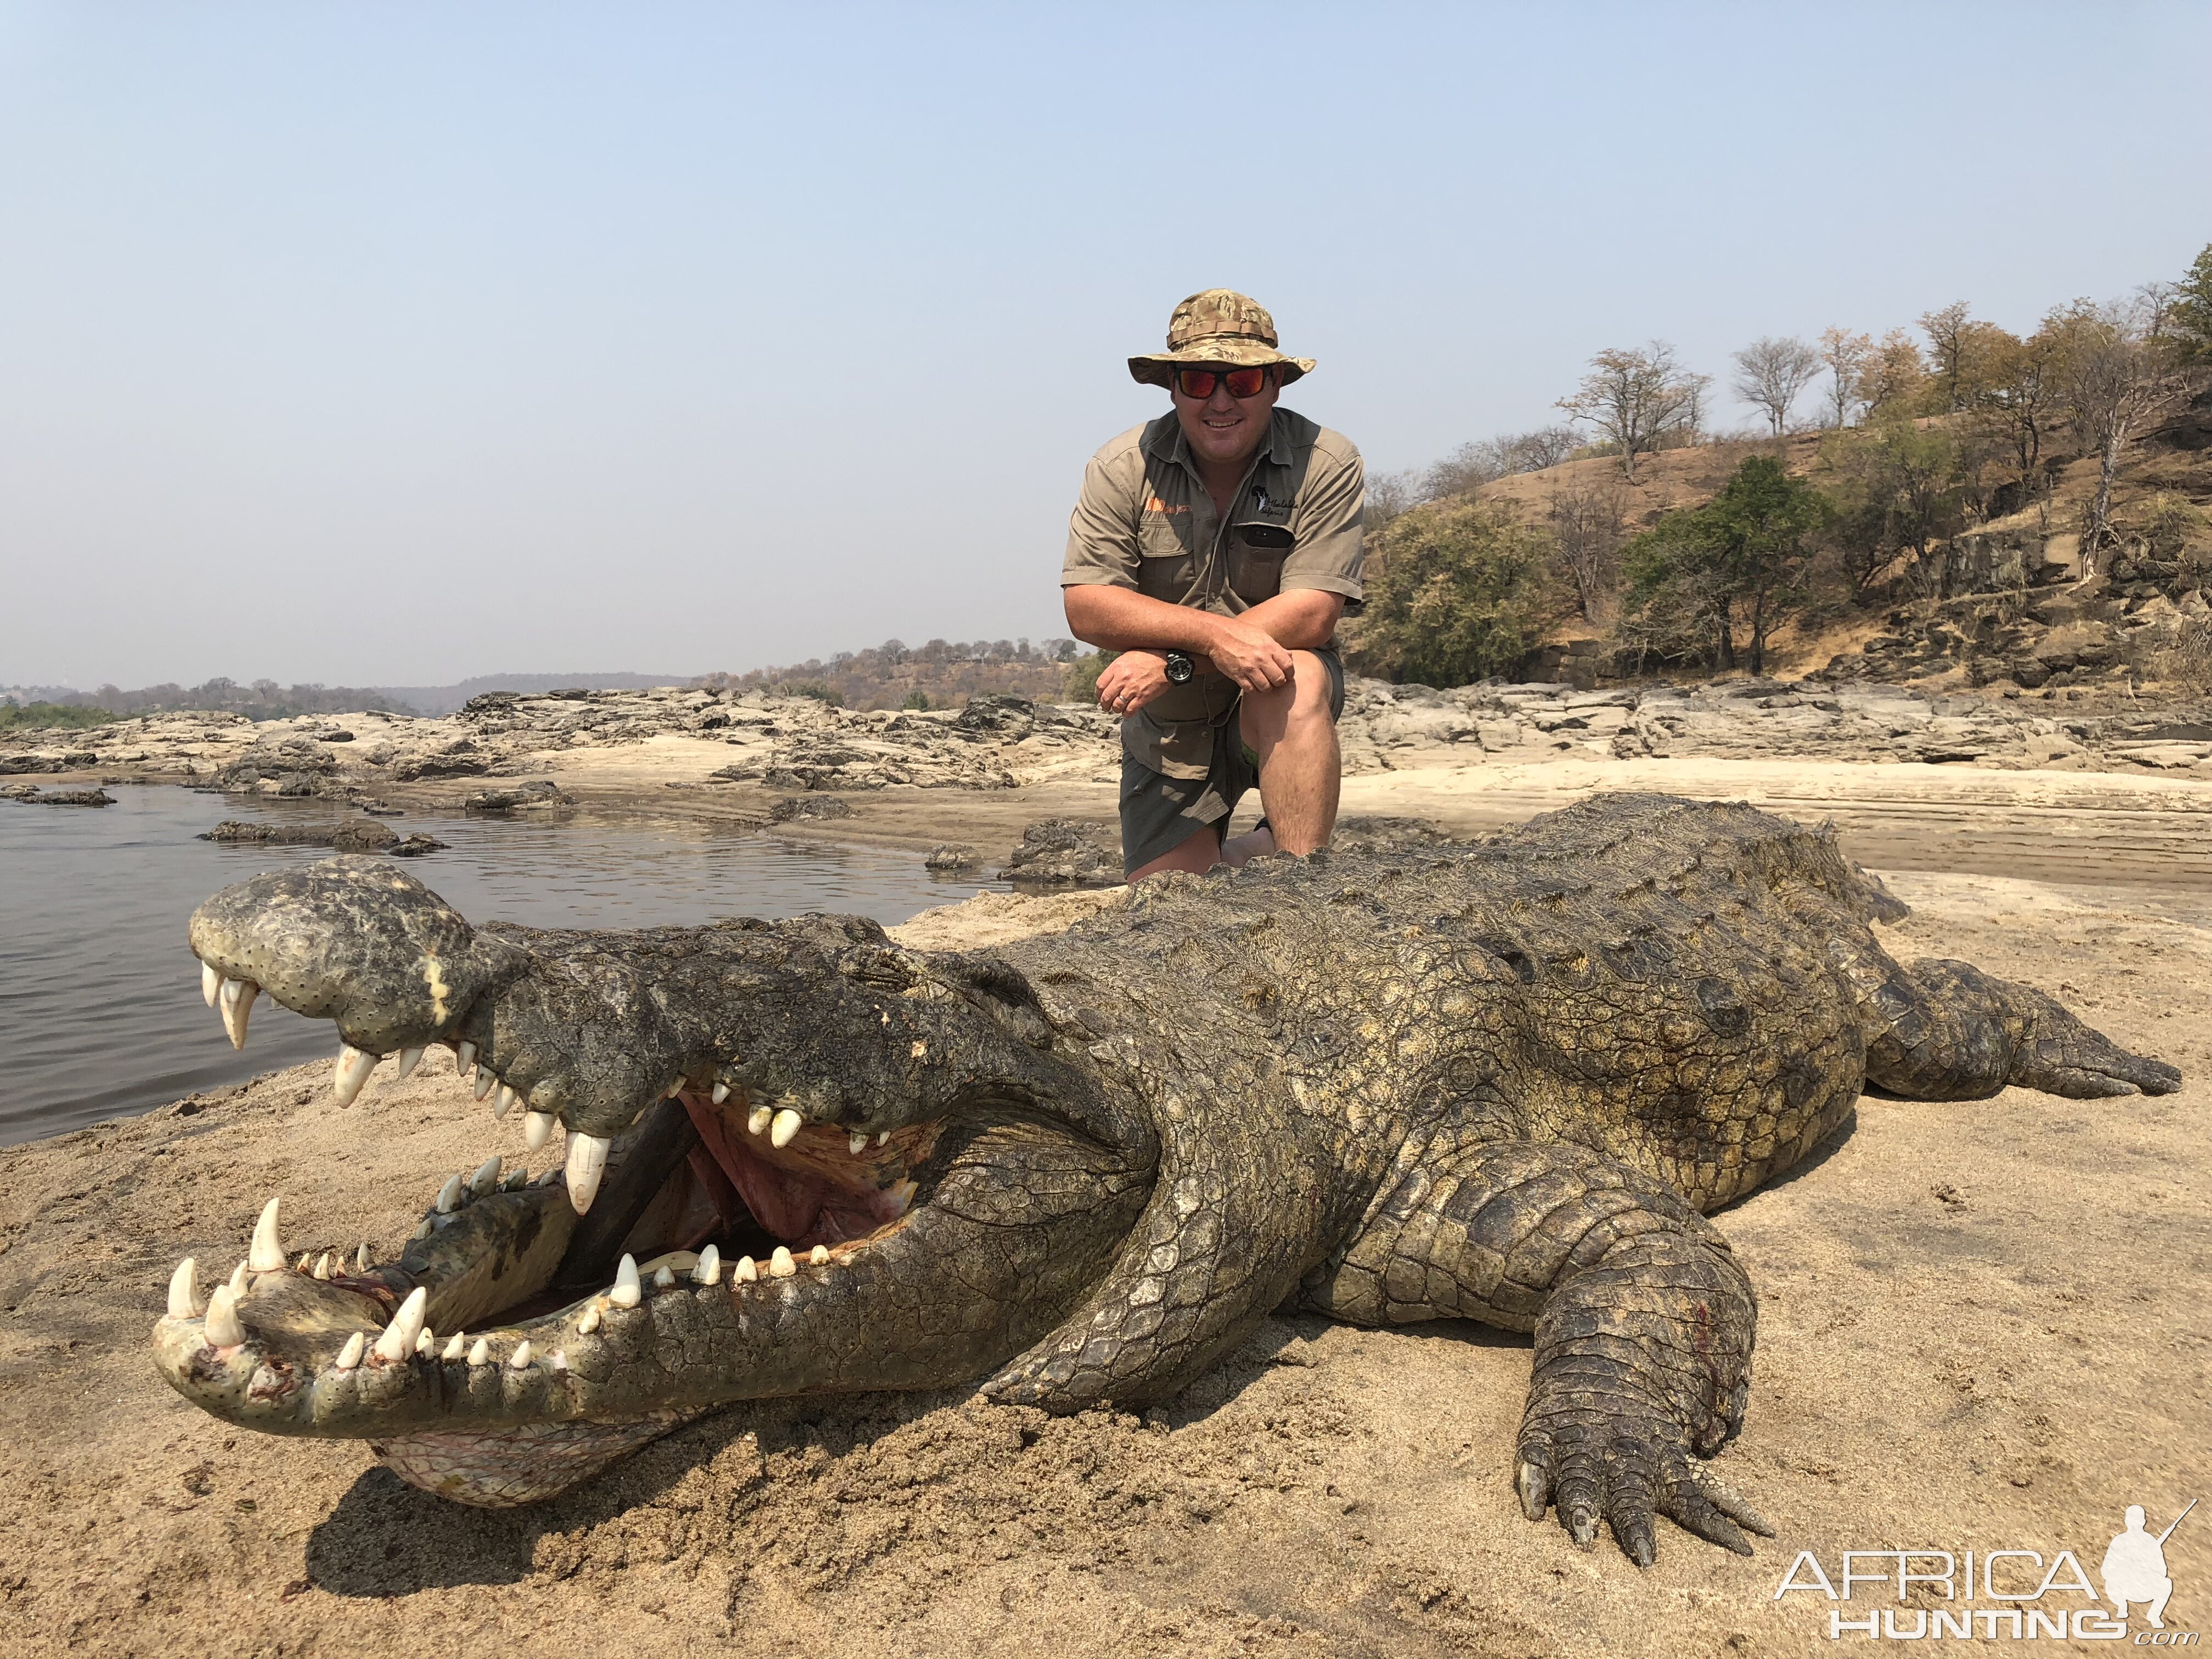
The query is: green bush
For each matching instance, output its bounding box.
[1062,650,1115,705]
[1618,456,1831,675]
[0,702,115,731]
[1346,499,1550,686]
[901,690,933,710]
[773,679,843,707]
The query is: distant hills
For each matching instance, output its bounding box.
[364,671,687,716]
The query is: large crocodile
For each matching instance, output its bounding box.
[151,795,2180,1564]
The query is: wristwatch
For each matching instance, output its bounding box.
[1162,650,1195,685]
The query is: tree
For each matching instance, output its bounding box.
[1860,328,1928,415]
[1363,467,1422,528]
[1973,322,2062,488]
[1816,412,1966,595]
[1547,481,1628,623]
[1347,499,1551,686]
[2174,242,2212,360]
[1556,343,1697,482]
[1731,336,1823,436]
[1420,428,1581,498]
[1818,328,1872,427]
[2046,290,2185,571]
[1916,302,2011,413]
[1619,456,1830,674]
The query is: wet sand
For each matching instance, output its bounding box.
[1,766,2206,1657]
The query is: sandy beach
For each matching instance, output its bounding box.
[2,719,2208,1657]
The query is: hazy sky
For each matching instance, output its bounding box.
[4,3,2207,690]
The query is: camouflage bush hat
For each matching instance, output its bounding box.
[1128,289,1315,387]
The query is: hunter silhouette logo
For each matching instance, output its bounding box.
[2104,1500,2193,1630]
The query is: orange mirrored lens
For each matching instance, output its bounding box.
[1174,366,1269,399]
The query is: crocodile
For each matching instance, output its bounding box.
[151,794,2181,1563]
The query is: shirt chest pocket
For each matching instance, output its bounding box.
[1137,514,1197,600]
[1228,519,1295,603]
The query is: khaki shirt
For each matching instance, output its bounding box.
[1061,407,1365,777]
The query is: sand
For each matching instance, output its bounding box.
[1,763,2207,1657]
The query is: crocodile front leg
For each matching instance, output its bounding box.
[1301,1139,1770,1565]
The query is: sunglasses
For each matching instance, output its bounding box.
[1172,365,1273,400]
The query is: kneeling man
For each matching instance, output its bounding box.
[1062,289,1366,881]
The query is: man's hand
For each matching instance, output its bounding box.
[1094,650,1171,716]
[1204,617,1295,693]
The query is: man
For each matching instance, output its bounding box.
[1062,290,1365,881]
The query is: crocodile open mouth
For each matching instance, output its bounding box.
[153,1029,958,1503]
[151,858,1154,1506]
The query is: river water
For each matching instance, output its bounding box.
[0,787,1002,1146]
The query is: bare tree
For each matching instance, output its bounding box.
[1363,467,1422,529]
[1818,327,1872,427]
[1547,481,1628,623]
[1730,336,1822,436]
[1556,343,1695,483]
[1676,372,1715,446]
[1421,427,1582,498]
[2049,289,2185,573]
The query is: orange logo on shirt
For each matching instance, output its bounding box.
[1143,497,1190,515]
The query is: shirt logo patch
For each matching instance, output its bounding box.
[1143,496,1190,515]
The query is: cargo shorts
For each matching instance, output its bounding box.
[1119,648,1346,876]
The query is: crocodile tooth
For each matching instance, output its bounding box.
[295,1252,312,1273]
[455,1040,477,1076]
[354,1243,370,1274]
[609,1254,641,1308]
[467,1337,489,1367]
[508,1340,533,1370]
[200,962,221,1008]
[747,1104,772,1137]
[166,1257,202,1319]
[248,1197,287,1273]
[734,1255,758,1283]
[848,1132,868,1155]
[467,1155,502,1197]
[227,1261,250,1300]
[331,1043,379,1108]
[218,978,258,1049]
[441,1331,465,1361]
[472,1066,498,1103]
[312,1252,334,1280]
[503,1166,531,1190]
[652,1264,676,1290]
[666,1078,687,1099]
[373,1286,427,1362]
[565,1133,611,1214]
[433,1173,465,1214]
[692,1245,721,1286]
[710,1082,730,1105]
[393,1045,425,1081]
[768,1246,795,1278]
[334,1331,365,1370]
[809,1245,830,1266]
[492,1083,517,1120]
[877,1131,889,1147]
[522,1111,555,1153]
[203,1285,245,1347]
[411,1219,433,1240]
[770,1108,803,1149]
[416,1328,435,1356]
[578,1303,601,1334]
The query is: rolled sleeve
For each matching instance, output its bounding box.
[1280,441,1365,610]
[1061,447,1143,590]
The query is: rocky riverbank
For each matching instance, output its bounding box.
[3,676,2208,809]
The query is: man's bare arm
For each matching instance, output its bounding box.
[1063,586,1344,689]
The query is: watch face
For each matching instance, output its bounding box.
[1165,653,1193,683]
